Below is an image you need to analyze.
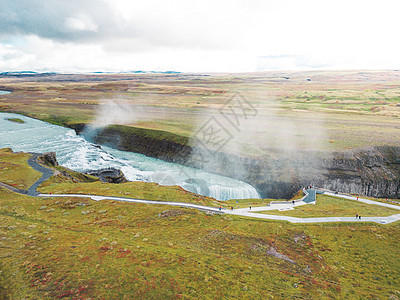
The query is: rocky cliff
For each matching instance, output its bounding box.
[76,124,400,199]
[312,146,400,199]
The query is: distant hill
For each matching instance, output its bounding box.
[0,71,56,77]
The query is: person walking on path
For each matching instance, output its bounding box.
[359,215,361,220]
[356,214,358,219]
[249,206,252,210]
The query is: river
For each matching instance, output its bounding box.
[0,112,260,200]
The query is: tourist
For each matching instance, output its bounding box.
[356,214,358,219]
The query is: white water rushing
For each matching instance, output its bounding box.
[0,113,260,200]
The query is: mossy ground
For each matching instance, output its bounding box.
[1,150,400,298]
[0,148,42,190]
[107,124,190,146]
[5,117,25,124]
[2,187,400,299]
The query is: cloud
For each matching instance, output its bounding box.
[0,0,400,72]
[65,16,98,33]
[0,43,34,70]
[0,0,253,51]
[0,0,115,42]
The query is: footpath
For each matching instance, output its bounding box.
[2,153,400,224]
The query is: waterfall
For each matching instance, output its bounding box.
[0,112,261,200]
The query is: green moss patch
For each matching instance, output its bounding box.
[107,124,189,146]
[6,117,25,124]
[0,148,42,190]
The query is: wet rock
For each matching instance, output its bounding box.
[84,168,127,183]
[69,123,86,134]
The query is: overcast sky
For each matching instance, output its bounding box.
[0,0,399,72]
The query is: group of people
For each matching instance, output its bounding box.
[356,214,362,220]
[219,206,234,211]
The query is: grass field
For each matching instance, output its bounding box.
[1,71,400,157]
[1,149,400,298]
[261,194,399,218]
[0,148,42,190]
[1,71,400,298]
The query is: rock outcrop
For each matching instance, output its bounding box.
[38,152,59,167]
[84,168,127,183]
[87,124,190,163]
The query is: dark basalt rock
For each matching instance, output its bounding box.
[68,123,86,134]
[84,168,127,183]
[311,146,400,199]
[39,152,59,167]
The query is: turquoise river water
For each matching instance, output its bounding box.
[0,112,260,200]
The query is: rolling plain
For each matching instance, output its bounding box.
[1,71,400,298]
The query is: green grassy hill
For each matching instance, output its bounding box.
[1,149,400,298]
